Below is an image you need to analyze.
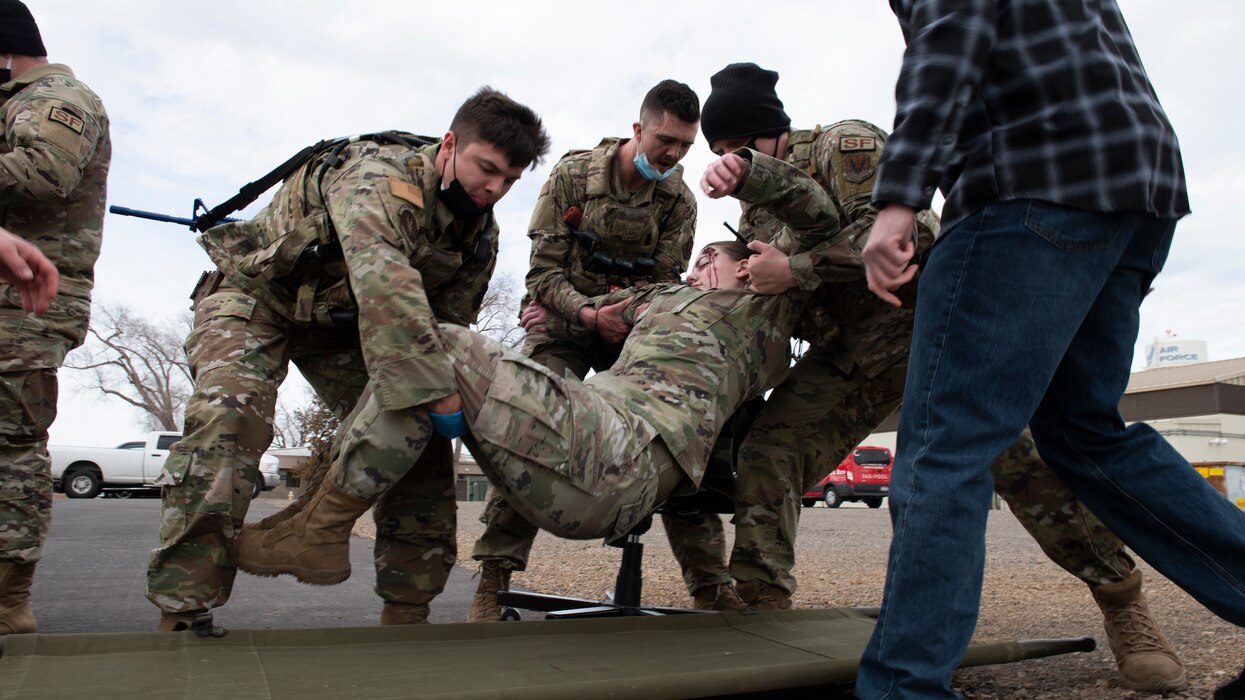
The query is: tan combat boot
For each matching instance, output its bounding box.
[0,561,37,635]
[380,602,431,625]
[737,579,793,611]
[691,582,747,611]
[1090,568,1187,692]
[236,477,372,585]
[466,560,511,623]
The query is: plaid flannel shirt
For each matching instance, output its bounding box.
[874,0,1190,229]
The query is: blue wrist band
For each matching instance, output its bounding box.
[429,410,468,439]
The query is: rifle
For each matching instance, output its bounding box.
[109,131,433,259]
[108,198,240,232]
[109,199,341,265]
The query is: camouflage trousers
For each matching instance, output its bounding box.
[661,513,728,594]
[146,288,454,614]
[443,326,681,542]
[0,289,89,566]
[327,383,458,609]
[0,368,58,565]
[668,343,1134,596]
[470,339,620,569]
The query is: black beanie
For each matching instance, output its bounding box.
[701,63,790,144]
[0,0,47,57]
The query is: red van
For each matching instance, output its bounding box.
[802,446,893,508]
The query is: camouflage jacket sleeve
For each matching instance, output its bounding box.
[732,150,841,253]
[0,76,107,202]
[785,129,883,290]
[649,189,697,283]
[524,162,592,323]
[589,283,665,328]
[321,157,457,411]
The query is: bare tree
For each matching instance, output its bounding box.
[473,273,524,348]
[292,394,339,453]
[64,304,193,431]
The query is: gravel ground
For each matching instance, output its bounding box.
[353,501,1243,699]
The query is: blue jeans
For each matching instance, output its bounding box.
[855,200,1245,699]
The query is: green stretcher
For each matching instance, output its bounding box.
[0,608,1093,699]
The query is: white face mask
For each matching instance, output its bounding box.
[1,56,13,84]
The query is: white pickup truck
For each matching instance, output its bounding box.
[50,432,181,498]
[51,432,283,499]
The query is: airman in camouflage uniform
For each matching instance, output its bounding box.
[146,88,549,633]
[467,80,700,621]
[234,147,846,583]
[0,1,109,636]
[674,63,1184,687]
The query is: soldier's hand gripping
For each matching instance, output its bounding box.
[520,301,548,333]
[745,240,796,294]
[0,226,58,315]
[700,153,750,199]
[594,297,634,344]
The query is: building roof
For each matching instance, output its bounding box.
[1128,356,1245,393]
[265,447,312,457]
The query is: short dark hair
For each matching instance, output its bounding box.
[450,87,551,171]
[639,79,700,125]
[703,240,750,262]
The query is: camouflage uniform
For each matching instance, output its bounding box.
[404,152,835,542]
[472,137,696,569]
[667,121,1135,598]
[146,137,495,617]
[0,64,108,566]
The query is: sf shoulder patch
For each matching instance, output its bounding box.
[838,136,877,152]
[48,105,86,134]
[388,177,425,209]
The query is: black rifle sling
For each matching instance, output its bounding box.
[194,131,436,233]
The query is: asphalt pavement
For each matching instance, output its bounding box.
[31,496,474,634]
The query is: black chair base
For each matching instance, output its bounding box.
[496,532,713,620]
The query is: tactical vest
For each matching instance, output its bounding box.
[198,135,491,326]
[563,139,687,295]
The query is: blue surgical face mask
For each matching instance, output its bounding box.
[633,137,674,181]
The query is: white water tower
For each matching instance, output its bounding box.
[1143,332,1208,369]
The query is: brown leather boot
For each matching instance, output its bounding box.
[1090,568,1187,692]
[691,582,747,611]
[737,579,793,611]
[466,560,511,623]
[236,477,372,585]
[0,561,36,635]
[380,602,430,625]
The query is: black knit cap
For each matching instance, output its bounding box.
[0,0,47,57]
[700,62,790,144]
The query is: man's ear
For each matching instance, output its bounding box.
[631,121,643,140]
[442,130,456,154]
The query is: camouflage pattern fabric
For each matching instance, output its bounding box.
[474,136,695,569]
[993,430,1133,586]
[0,64,109,565]
[661,513,729,594]
[668,121,1134,597]
[148,139,491,615]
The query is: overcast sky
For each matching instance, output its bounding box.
[33,0,1245,446]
